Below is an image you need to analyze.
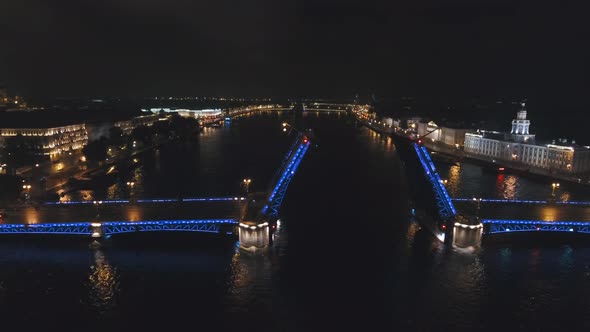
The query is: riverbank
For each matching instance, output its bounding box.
[350,111,590,188]
[422,140,590,187]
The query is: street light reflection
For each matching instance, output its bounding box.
[87,249,119,314]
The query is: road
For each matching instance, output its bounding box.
[0,200,241,225]
[454,200,590,222]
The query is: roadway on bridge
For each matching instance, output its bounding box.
[0,200,241,225]
[454,200,590,222]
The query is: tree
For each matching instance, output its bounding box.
[108,126,126,147]
[0,174,24,200]
[169,114,200,139]
[1,134,43,174]
[131,125,152,145]
[83,138,108,163]
[151,120,171,144]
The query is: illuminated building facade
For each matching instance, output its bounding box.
[0,124,88,159]
[114,114,162,135]
[464,104,590,175]
[417,121,471,147]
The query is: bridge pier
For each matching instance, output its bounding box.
[89,222,111,248]
[451,219,483,250]
[238,221,270,254]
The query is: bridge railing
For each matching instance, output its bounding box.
[265,133,303,195]
[261,136,311,218]
[0,219,238,236]
[483,219,590,234]
[413,143,457,220]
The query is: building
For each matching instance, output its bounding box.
[114,113,163,135]
[406,117,422,130]
[416,120,471,147]
[0,124,88,159]
[464,103,590,175]
[382,117,401,128]
[0,111,89,160]
[141,108,224,125]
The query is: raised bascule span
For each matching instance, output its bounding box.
[238,132,312,253]
[260,133,311,219]
[413,143,457,221]
[403,140,590,248]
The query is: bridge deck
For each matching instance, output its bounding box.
[0,200,241,225]
[453,200,590,222]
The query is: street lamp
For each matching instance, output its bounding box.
[94,200,103,219]
[243,178,252,194]
[126,181,136,201]
[551,182,560,197]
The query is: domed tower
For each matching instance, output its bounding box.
[510,101,535,143]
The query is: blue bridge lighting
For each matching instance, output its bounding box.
[413,143,457,220]
[0,219,238,236]
[261,135,311,218]
[483,219,590,234]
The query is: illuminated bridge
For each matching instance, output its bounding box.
[451,198,590,237]
[397,138,590,247]
[398,140,459,242]
[0,219,238,237]
[413,145,590,246]
[0,128,313,253]
[237,131,312,252]
[413,142,457,221]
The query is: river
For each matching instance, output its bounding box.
[1,111,589,331]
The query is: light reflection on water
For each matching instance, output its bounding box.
[500,175,518,199]
[23,208,40,224]
[436,160,590,201]
[540,205,559,221]
[445,164,462,197]
[86,249,119,316]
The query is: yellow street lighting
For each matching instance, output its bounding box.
[243,178,252,193]
[551,182,560,197]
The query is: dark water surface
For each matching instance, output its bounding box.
[1,112,590,331]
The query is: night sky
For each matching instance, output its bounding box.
[1,1,588,103]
